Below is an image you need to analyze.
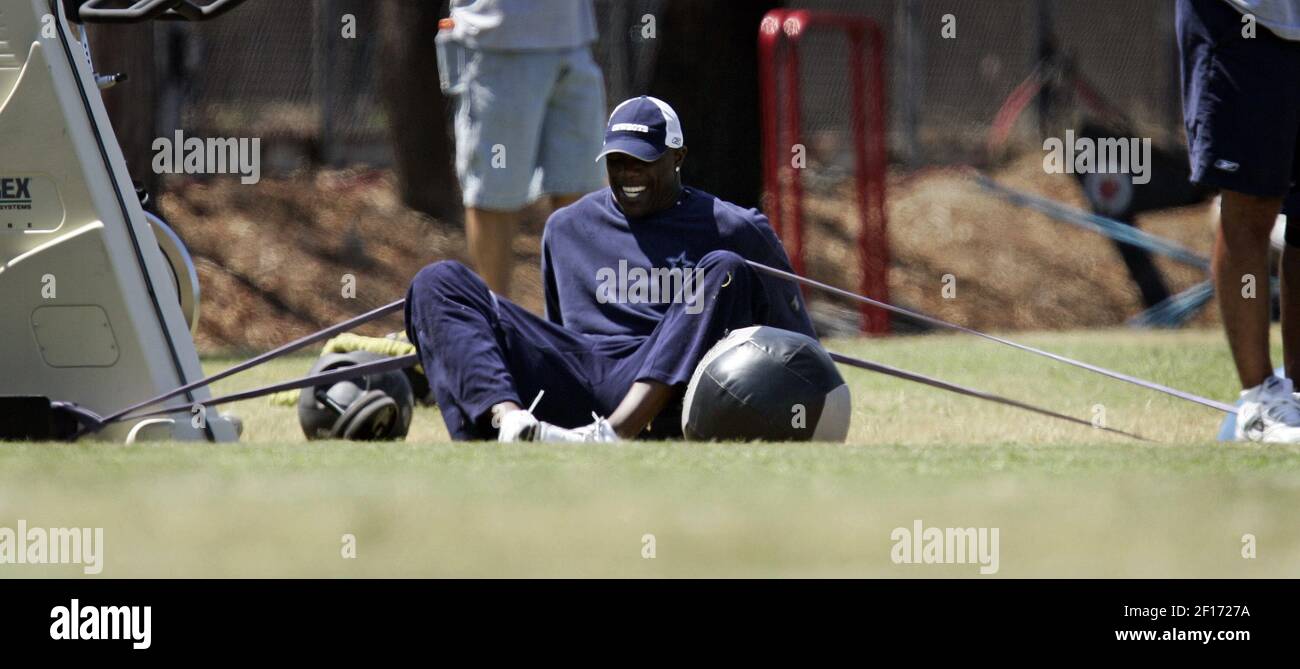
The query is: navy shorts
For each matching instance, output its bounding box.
[1177,0,1300,199]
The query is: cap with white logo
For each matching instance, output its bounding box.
[597,96,685,162]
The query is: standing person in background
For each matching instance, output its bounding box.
[442,0,607,298]
[1178,0,1300,442]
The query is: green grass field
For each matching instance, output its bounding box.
[3,327,1299,577]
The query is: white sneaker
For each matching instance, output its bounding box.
[569,413,620,443]
[496,409,540,442]
[1235,376,1300,443]
[496,410,621,443]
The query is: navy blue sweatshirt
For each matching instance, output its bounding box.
[541,186,815,339]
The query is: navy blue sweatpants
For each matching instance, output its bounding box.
[404,250,813,440]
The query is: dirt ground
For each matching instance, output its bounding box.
[810,154,1219,334]
[159,155,1219,354]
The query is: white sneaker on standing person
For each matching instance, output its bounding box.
[1235,376,1300,443]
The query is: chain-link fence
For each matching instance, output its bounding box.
[157,0,387,172]
[785,0,1183,166]
[151,0,1185,174]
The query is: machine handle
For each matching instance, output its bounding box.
[71,0,247,24]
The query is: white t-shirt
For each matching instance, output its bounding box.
[450,0,598,51]
[1223,0,1300,41]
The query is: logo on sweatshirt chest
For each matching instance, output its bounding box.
[665,251,695,270]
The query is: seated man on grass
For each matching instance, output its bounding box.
[405,96,815,441]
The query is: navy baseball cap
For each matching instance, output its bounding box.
[596,96,685,162]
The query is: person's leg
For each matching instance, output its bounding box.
[453,49,555,298]
[405,261,523,439]
[465,207,518,295]
[537,47,607,209]
[1282,195,1300,380]
[1215,191,1284,388]
[405,260,606,439]
[605,380,674,439]
[1176,0,1300,440]
[1282,245,1300,379]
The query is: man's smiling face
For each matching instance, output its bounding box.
[605,148,685,218]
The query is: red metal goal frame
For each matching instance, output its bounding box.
[758,9,889,334]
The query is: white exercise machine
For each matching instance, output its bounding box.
[0,0,246,441]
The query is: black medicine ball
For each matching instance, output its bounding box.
[298,351,415,441]
[682,326,851,442]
